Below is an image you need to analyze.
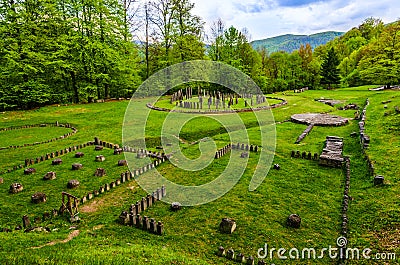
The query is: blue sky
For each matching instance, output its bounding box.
[192,0,400,40]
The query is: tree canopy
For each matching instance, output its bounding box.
[0,2,399,111]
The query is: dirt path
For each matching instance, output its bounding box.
[31,230,80,249]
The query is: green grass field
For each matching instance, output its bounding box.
[0,86,399,264]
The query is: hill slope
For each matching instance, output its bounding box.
[251,31,344,53]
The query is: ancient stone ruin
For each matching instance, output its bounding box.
[0,177,3,184]
[43,171,56,180]
[60,192,80,223]
[287,214,301,228]
[72,163,83,170]
[316,99,343,107]
[273,164,281,170]
[75,152,84,158]
[67,179,80,189]
[95,155,106,162]
[94,168,106,177]
[52,158,63,165]
[319,136,344,168]
[114,148,123,155]
[10,183,24,194]
[24,168,36,175]
[119,186,167,235]
[31,192,47,204]
[291,113,349,127]
[118,160,127,166]
[240,152,249,158]
[95,145,104,151]
[291,113,348,144]
[219,218,236,234]
[374,175,385,186]
[338,104,359,110]
[171,202,182,211]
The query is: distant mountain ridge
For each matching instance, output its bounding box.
[251,31,344,53]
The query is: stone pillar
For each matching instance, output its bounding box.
[150,218,157,234]
[129,214,135,226]
[135,215,142,228]
[161,185,166,198]
[156,221,164,235]
[22,215,30,228]
[146,195,152,208]
[135,202,141,214]
[141,197,147,211]
[142,216,150,230]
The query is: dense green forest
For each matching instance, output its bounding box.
[0,0,399,110]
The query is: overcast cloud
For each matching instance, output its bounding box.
[192,0,400,40]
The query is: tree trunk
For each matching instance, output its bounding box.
[71,71,79,103]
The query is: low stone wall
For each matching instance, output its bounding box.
[358,99,382,180]
[295,124,314,144]
[342,158,351,237]
[358,99,370,149]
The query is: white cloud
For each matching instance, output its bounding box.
[192,0,400,40]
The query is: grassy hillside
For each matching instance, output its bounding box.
[0,86,399,264]
[251,31,344,53]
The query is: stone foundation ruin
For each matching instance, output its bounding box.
[319,136,344,168]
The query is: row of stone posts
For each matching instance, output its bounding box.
[217,246,256,265]
[1,122,77,150]
[24,141,96,168]
[119,186,166,235]
[231,143,259,152]
[291,150,319,161]
[123,146,168,160]
[215,144,232,159]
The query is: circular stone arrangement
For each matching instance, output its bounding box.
[291,113,349,126]
[148,96,288,115]
[0,123,77,149]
